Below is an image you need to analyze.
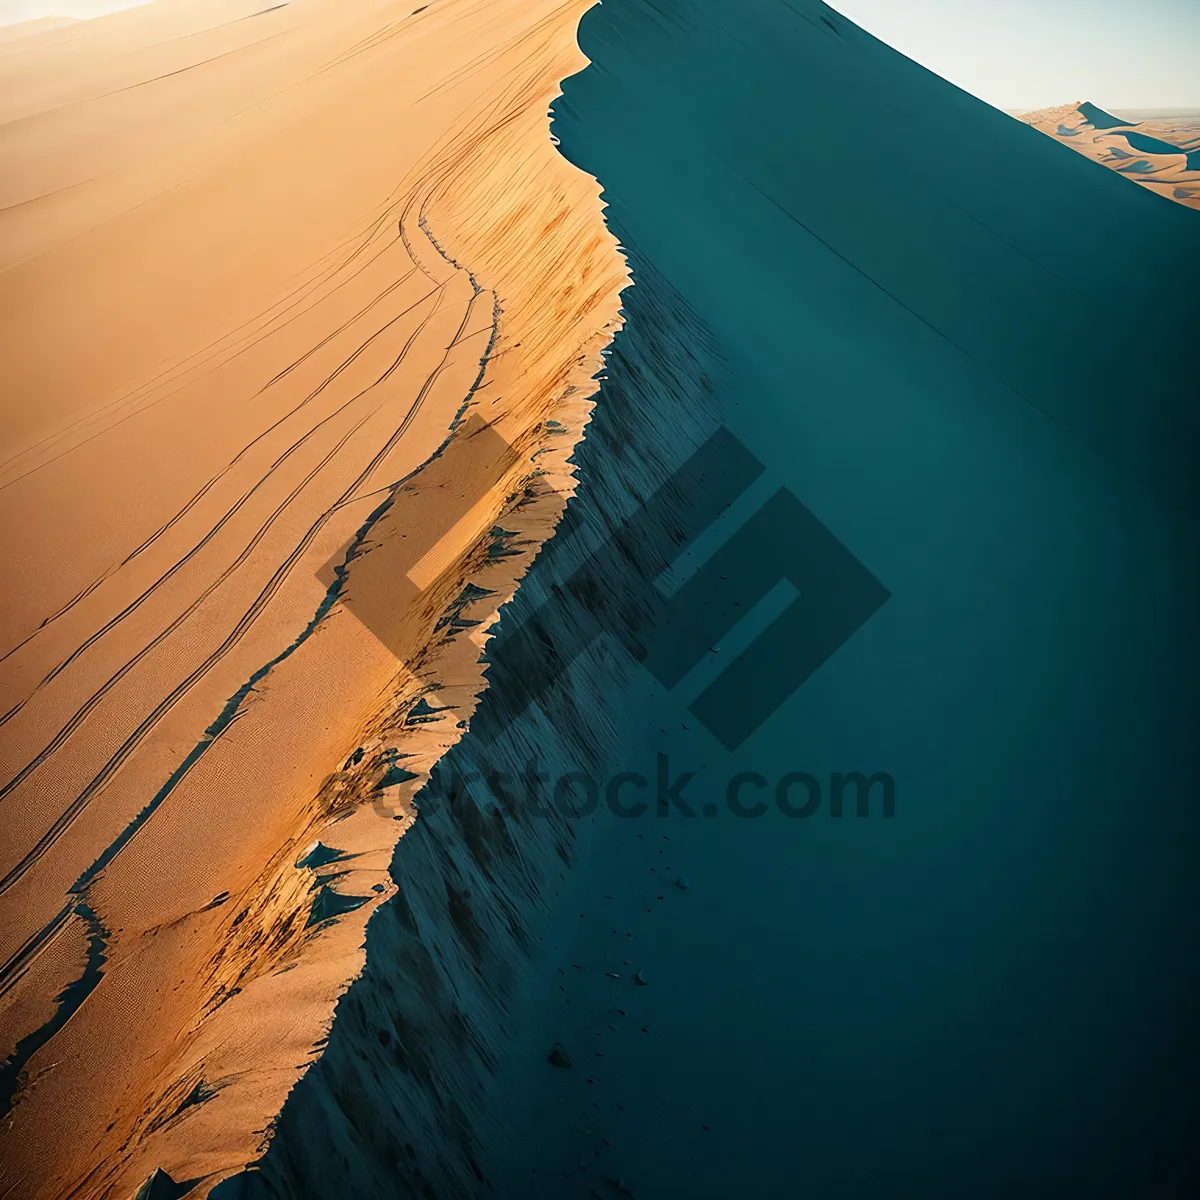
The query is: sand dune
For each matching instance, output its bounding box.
[234,3,1200,1196]
[0,1,626,1195]
[1020,101,1200,209]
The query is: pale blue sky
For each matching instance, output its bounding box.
[831,0,1200,110]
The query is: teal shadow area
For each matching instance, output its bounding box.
[481,1,1200,1197]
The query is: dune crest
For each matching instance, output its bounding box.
[1019,102,1200,208]
[0,1,627,1195]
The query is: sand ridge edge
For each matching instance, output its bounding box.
[0,1,629,1195]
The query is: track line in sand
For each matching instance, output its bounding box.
[0,273,484,891]
[0,202,500,1115]
[0,4,628,1194]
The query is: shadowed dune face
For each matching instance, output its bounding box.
[0,1,626,1195]
[1020,102,1200,208]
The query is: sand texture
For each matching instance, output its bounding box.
[0,1,626,1195]
[1020,102,1200,209]
[236,4,1200,1196]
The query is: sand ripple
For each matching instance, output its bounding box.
[0,2,627,1194]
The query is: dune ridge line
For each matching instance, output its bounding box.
[0,1,629,1195]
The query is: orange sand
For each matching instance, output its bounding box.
[1019,103,1200,210]
[0,1,627,1194]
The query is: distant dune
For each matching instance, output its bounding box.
[1019,101,1200,208]
[0,1,625,1195]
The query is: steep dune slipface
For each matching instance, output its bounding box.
[0,1,626,1195]
[1020,102,1200,209]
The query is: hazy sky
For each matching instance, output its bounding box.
[0,0,153,22]
[831,0,1200,111]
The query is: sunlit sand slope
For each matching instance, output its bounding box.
[1020,102,1200,209]
[0,1,626,1195]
